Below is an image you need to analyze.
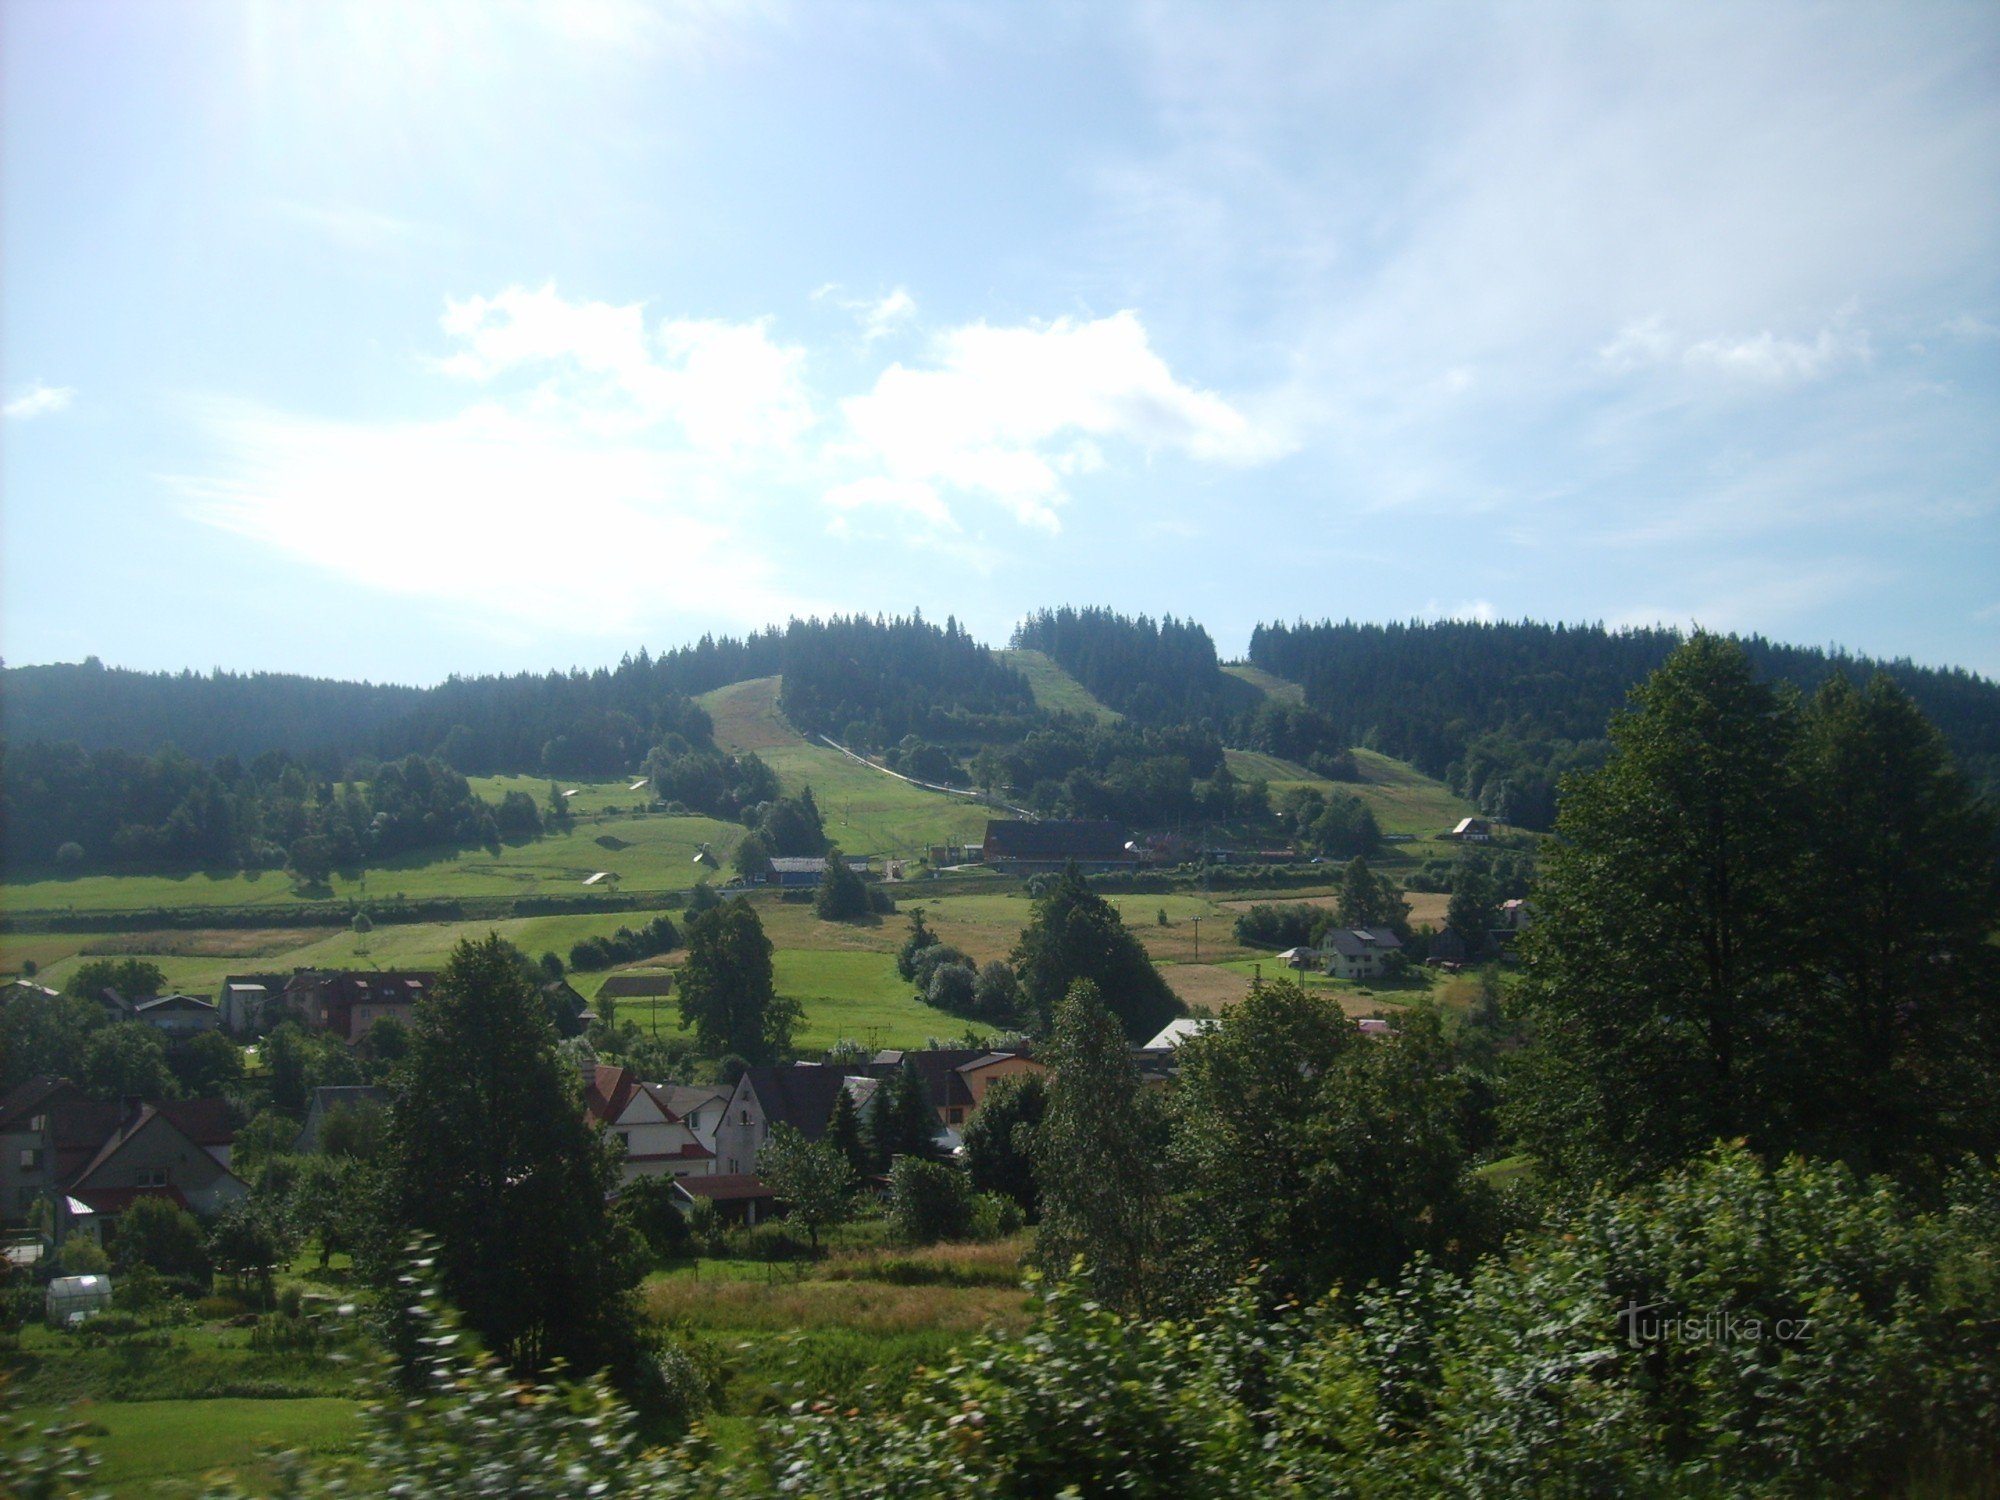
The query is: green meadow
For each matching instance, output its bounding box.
[996,648,1121,723]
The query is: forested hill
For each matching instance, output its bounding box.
[1012,606,1259,724]
[1250,619,2000,823]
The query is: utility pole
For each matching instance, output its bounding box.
[1193,915,1201,962]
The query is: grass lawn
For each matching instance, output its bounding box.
[996,649,1121,723]
[33,1396,361,1498]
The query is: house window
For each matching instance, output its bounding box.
[138,1169,168,1188]
[740,1110,749,1124]
[17,1149,40,1170]
[947,1108,964,1126]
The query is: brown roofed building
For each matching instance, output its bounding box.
[982,820,1141,873]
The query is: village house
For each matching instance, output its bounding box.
[284,970,435,1045]
[1322,926,1405,980]
[0,1076,243,1242]
[765,854,871,888]
[133,992,220,1043]
[583,1064,715,1182]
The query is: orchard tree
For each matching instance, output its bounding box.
[387,934,642,1378]
[676,900,799,1063]
[64,958,166,1003]
[758,1123,856,1253]
[962,1071,1045,1220]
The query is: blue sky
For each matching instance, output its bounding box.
[4,0,1996,684]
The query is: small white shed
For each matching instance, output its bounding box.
[45,1274,113,1324]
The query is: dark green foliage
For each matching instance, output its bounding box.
[1251,616,2000,827]
[813,845,870,921]
[645,745,779,821]
[1337,855,1412,938]
[1035,979,1169,1314]
[754,788,827,857]
[0,987,101,1092]
[113,1195,210,1282]
[971,960,1022,1025]
[208,1197,297,1292]
[494,789,542,839]
[1013,606,1256,724]
[894,906,934,981]
[924,961,977,1014]
[168,1029,245,1096]
[1516,639,2000,1192]
[758,1123,858,1252]
[567,912,680,971]
[386,934,644,1379]
[1011,864,1182,1042]
[675,901,798,1063]
[1236,698,1353,764]
[682,880,720,917]
[1230,902,1323,951]
[1299,789,1380,858]
[778,612,1037,746]
[988,717,1227,826]
[64,956,167,1000]
[962,1071,1045,1218]
[80,1021,173,1099]
[888,1156,974,1244]
[866,1061,938,1170]
[613,1174,694,1264]
[825,1084,870,1178]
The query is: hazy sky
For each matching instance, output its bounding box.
[4,0,1996,683]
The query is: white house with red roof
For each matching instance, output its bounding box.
[583,1064,714,1183]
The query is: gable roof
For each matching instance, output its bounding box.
[135,993,217,1016]
[983,820,1132,861]
[738,1065,851,1141]
[655,1084,729,1121]
[674,1173,774,1203]
[1321,927,1404,958]
[0,1074,80,1132]
[595,972,676,999]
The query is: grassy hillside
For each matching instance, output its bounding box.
[1223,745,1475,844]
[997,648,1122,723]
[1222,662,1305,703]
[699,677,995,859]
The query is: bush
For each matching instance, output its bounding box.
[888,1157,974,1245]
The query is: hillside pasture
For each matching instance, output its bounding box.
[699,678,994,859]
[1221,663,1305,703]
[997,648,1121,723]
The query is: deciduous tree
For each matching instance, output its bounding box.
[675,901,798,1063]
[387,934,642,1378]
[1011,864,1181,1042]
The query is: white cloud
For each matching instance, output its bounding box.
[4,382,75,420]
[838,310,1287,531]
[435,284,815,451]
[1598,315,1870,385]
[177,288,1287,628]
[862,288,917,341]
[173,400,812,639]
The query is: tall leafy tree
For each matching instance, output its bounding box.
[1034,979,1168,1314]
[1336,856,1411,937]
[825,1085,870,1178]
[963,1071,1046,1220]
[1011,864,1182,1042]
[813,845,870,921]
[1787,672,2000,1180]
[1513,635,1818,1186]
[675,900,799,1063]
[387,935,642,1378]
